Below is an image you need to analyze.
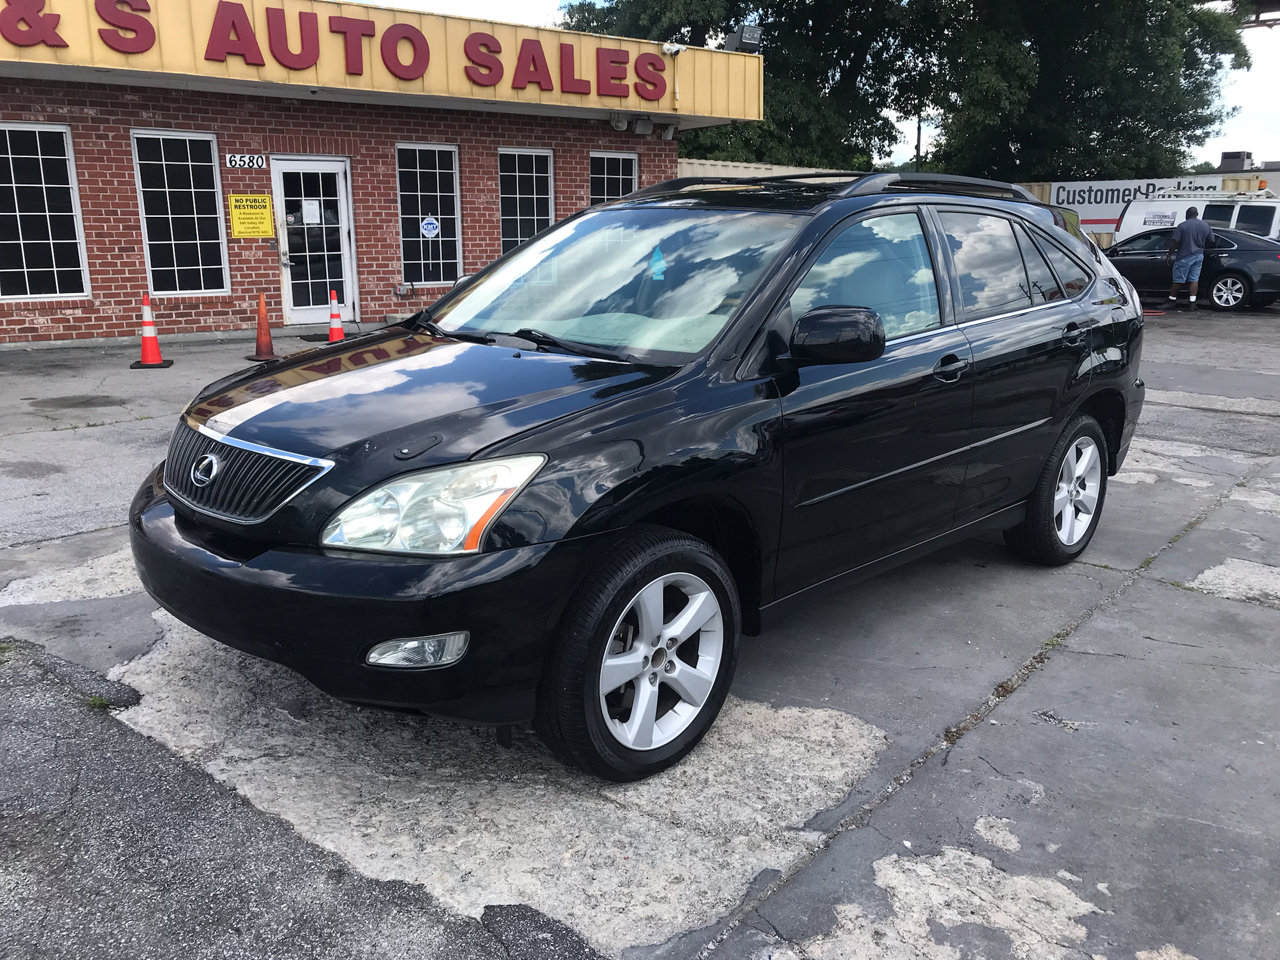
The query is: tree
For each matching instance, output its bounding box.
[561,1,938,167]
[925,0,1250,180]
[564,1,1250,181]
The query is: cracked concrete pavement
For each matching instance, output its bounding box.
[2,308,1279,958]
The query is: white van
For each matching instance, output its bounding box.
[1114,189,1279,244]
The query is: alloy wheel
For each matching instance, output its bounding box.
[1053,436,1102,546]
[597,572,724,751]
[1212,276,1246,309]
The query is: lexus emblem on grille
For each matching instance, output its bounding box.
[190,453,222,488]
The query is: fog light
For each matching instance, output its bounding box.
[366,632,469,668]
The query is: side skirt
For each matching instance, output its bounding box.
[759,502,1027,632]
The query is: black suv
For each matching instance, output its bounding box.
[131,172,1145,780]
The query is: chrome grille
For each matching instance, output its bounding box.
[163,420,333,524]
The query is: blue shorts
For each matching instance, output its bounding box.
[1173,253,1204,283]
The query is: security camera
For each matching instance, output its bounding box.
[662,42,686,56]
[609,113,628,132]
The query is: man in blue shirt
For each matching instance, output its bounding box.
[1166,207,1215,309]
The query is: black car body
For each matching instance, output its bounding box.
[1106,227,1280,311]
[131,172,1145,780]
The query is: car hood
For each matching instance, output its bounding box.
[185,327,669,463]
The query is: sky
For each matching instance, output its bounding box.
[1198,24,1280,167]
[354,1,1280,170]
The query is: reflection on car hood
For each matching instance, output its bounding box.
[184,327,666,460]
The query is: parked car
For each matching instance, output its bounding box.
[1106,227,1280,311]
[1113,189,1280,244]
[130,172,1145,781]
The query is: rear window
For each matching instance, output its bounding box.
[940,212,1033,319]
[1234,205,1276,236]
[1037,237,1091,300]
[1014,224,1064,304]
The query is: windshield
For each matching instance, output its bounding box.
[430,206,806,363]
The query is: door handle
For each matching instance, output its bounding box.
[1063,322,1087,345]
[933,354,970,382]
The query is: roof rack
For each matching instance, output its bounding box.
[1148,188,1276,200]
[749,171,873,182]
[839,172,1039,202]
[627,172,868,200]
[625,176,747,199]
[627,171,1040,203]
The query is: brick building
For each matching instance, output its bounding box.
[0,0,761,346]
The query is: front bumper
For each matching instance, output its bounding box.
[129,465,602,723]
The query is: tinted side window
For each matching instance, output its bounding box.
[1202,203,1234,229]
[1235,205,1276,236]
[1117,231,1170,253]
[1037,238,1091,299]
[789,212,941,339]
[1015,224,1063,304]
[939,212,1032,320]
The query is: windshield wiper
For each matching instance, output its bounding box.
[405,310,495,344]
[500,328,634,362]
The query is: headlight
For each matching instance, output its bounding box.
[321,454,546,555]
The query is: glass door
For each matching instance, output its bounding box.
[270,157,357,325]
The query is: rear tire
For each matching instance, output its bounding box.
[536,525,740,781]
[1004,415,1109,566]
[1209,272,1251,311]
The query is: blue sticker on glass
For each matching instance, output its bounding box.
[649,247,667,280]
[420,216,440,239]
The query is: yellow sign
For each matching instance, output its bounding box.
[0,0,762,124]
[228,193,275,239]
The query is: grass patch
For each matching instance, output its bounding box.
[86,695,110,709]
[0,642,14,665]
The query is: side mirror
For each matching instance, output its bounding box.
[790,305,886,365]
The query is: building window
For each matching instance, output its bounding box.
[590,152,638,204]
[131,131,228,294]
[0,124,89,300]
[498,149,553,253]
[397,144,461,284]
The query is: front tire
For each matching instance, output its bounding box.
[536,526,741,781]
[1004,415,1109,566]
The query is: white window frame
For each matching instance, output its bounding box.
[394,142,463,286]
[130,128,231,297]
[0,121,92,302]
[589,150,639,205]
[497,147,555,253]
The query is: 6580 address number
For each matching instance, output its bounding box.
[226,154,267,169]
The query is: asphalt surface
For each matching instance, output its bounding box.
[1,306,1277,959]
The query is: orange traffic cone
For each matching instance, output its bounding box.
[246,292,277,362]
[130,294,173,369]
[327,290,344,343]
